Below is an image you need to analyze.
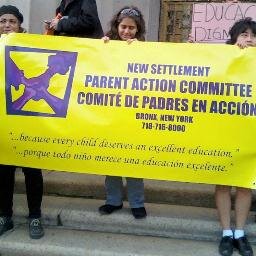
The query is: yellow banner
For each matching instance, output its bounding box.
[0,33,256,188]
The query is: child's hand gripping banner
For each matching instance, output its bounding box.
[0,33,256,188]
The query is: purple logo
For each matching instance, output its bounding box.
[5,46,77,117]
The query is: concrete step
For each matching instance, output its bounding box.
[1,226,248,256]
[15,170,256,209]
[12,194,256,243]
[15,170,218,208]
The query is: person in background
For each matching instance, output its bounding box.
[0,5,44,239]
[98,6,147,219]
[217,18,256,256]
[46,0,103,38]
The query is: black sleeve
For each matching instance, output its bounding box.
[56,0,99,34]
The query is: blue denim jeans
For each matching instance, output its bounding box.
[105,176,144,208]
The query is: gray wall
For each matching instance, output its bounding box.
[0,0,160,41]
[30,0,60,34]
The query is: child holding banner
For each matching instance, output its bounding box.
[0,5,44,239]
[217,18,256,256]
[98,6,147,219]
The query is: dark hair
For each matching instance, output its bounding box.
[226,17,256,45]
[0,5,23,24]
[105,6,146,41]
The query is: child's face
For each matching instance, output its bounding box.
[0,14,20,34]
[237,29,256,47]
[118,17,137,41]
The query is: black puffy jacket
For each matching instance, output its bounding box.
[56,0,103,38]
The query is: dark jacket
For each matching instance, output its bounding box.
[56,0,103,38]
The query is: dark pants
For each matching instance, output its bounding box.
[0,165,43,218]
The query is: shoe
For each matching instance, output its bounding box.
[29,218,44,239]
[0,216,13,236]
[98,204,123,215]
[131,207,147,219]
[234,236,253,256]
[219,236,234,256]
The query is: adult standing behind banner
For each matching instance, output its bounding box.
[98,6,147,219]
[216,18,256,256]
[0,5,44,240]
[45,0,103,38]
